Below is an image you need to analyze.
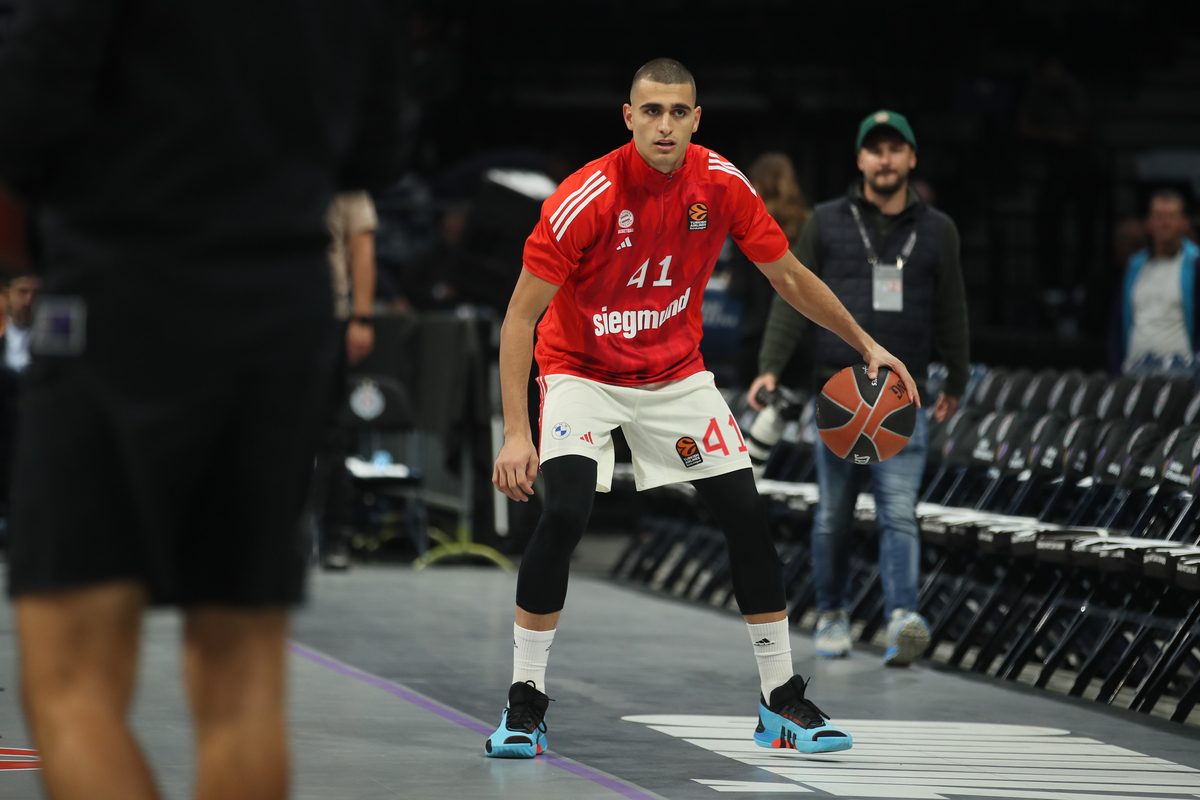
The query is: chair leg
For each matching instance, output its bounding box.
[972,569,1036,674]
[1130,600,1200,713]
[1170,666,1200,723]
[1097,624,1158,704]
[926,561,981,657]
[997,570,1070,680]
[1069,615,1125,697]
[948,564,1010,667]
[1034,587,1098,688]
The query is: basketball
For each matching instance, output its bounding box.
[816,364,916,464]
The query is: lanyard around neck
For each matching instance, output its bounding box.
[848,202,918,268]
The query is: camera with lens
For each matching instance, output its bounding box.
[746,385,807,473]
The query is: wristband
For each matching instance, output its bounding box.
[351,316,374,326]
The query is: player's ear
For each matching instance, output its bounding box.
[908,148,917,170]
[623,103,634,131]
[692,106,701,133]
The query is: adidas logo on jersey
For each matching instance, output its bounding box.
[616,237,633,251]
[592,287,692,340]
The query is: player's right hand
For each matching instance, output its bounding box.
[746,373,777,411]
[493,436,539,502]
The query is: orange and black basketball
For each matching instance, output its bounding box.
[688,202,708,222]
[816,364,916,464]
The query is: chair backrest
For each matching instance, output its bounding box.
[1124,376,1166,423]
[995,370,1033,412]
[1069,374,1109,418]
[1047,370,1084,414]
[1021,369,1059,415]
[1154,378,1194,429]
[1161,425,1200,493]
[969,368,1008,410]
[1095,377,1136,421]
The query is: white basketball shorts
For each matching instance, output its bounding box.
[536,371,752,492]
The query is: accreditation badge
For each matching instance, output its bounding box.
[872,263,904,311]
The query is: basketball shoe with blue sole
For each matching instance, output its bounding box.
[754,675,853,753]
[484,680,549,759]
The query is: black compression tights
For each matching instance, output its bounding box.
[515,456,786,616]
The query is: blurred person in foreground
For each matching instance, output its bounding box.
[748,111,969,667]
[0,1,403,798]
[1110,189,1198,376]
[317,191,378,570]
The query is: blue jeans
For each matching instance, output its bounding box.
[812,408,927,618]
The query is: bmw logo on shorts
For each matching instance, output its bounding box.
[552,422,571,440]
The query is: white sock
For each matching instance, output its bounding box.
[747,620,793,703]
[512,623,555,696]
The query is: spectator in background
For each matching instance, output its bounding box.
[749,154,811,244]
[328,192,378,364]
[1018,58,1100,333]
[729,153,812,385]
[748,111,969,667]
[2,272,36,371]
[1111,189,1198,375]
[317,191,379,570]
[398,201,471,311]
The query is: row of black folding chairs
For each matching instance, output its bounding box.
[909,366,1200,724]
[612,365,1200,725]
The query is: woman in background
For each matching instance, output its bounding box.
[736,153,812,386]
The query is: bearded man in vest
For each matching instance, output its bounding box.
[748,110,970,666]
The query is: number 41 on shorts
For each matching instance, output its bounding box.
[703,415,748,456]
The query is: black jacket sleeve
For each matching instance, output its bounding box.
[0,0,123,197]
[932,217,970,397]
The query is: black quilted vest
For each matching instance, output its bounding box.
[812,191,948,386]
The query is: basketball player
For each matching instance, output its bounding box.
[487,58,919,759]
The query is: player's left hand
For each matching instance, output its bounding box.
[346,320,374,365]
[933,393,959,423]
[861,343,921,408]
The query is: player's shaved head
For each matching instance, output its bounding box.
[631,58,696,104]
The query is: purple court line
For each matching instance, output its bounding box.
[288,642,664,800]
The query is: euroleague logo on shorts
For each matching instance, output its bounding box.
[687,202,708,231]
[676,436,703,468]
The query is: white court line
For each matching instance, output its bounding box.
[693,780,810,793]
[624,716,1200,799]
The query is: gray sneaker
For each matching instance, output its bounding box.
[883,608,930,667]
[814,610,852,658]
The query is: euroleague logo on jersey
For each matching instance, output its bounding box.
[676,436,703,467]
[687,202,708,231]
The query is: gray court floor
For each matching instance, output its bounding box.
[2,564,1200,799]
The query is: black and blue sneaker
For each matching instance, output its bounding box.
[484,680,549,759]
[754,675,853,753]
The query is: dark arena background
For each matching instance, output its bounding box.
[2,1,1200,798]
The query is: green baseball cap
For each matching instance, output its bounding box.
[856,109,917,151]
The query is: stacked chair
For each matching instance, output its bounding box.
[613,364,1200,725]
